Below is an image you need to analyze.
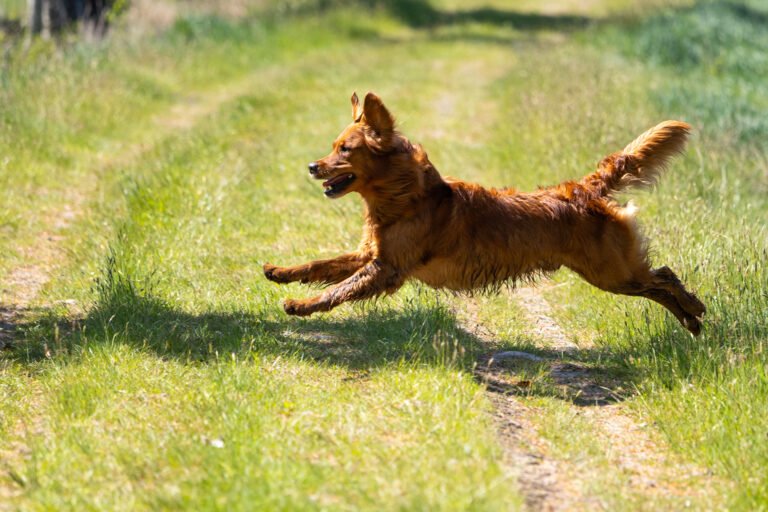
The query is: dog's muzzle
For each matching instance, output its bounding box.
[322,173,356,197]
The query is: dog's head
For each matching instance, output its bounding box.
[309,92,404,199]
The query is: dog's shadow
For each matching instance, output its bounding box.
[10,290,633,407]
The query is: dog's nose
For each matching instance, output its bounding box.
[308,162,319,175]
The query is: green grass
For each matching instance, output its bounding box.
[7,345,510,510]
[2,0,767,510]
[0,0,24,19]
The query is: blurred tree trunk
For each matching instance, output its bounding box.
[82,0,111,38]
[28,0,67,39]
[27,0,113,39]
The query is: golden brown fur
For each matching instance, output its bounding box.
[264,92,705,335]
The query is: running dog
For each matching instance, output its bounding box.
[263,92,705,335]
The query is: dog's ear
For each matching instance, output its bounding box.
[351,92,363,122]
[361,92,395,150]
[362,92,393,133]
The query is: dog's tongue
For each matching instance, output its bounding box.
[323,174,349,188]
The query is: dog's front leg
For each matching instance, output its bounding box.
[263,252,371,285]
[283,259,403,316]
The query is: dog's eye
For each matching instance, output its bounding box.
[340,145,350,153]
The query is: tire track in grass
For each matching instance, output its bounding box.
[498,285,719,508]
[455,283,723,509]
[454,299,587,511]
[0,72,300,501]
[513,286,618,407]
[512,285,719,501]
[514,286,578,354]
[0,207,79,349]
[0,69,284,350]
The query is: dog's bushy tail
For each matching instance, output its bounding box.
[581,121,691,198]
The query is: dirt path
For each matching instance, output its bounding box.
[485,392,584,511]
[453,299,588,511]
[455,284,718,510]
[0,223,73,348]
[513,286,717,501]
[514,286,578,353]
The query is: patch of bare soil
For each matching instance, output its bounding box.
[581,405,718,500]
[509,284,718,506]
[514,286,578,353]
[454,299,589,511]
[454,282,721,509]
[0,230,68,349]
[486,392,588,512]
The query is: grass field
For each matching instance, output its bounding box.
[1,0,767,510]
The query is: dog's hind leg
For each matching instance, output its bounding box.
[575,256,704,335]
[566,215,704,335]
[648,266,706,317]
[283,259,404,316]
[611,280,703,336]
[578,259,705,335]
[263,252,371,285]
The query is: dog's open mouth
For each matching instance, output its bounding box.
[322,173,356,197]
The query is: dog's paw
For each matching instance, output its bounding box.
[283,299,311,316]
[683,315,702,337]
[263,263,289,284]
[690,295,706,318]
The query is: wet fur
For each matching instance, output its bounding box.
[264,92,705,335]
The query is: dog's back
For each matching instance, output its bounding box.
[410,121,690,291]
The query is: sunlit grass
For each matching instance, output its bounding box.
[1,0,767,509]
